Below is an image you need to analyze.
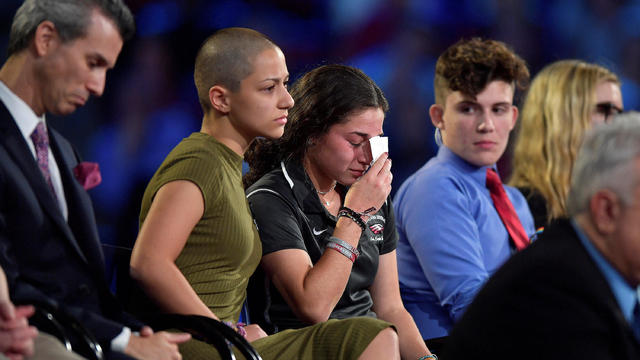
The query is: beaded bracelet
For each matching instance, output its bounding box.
[328,236,360,258]
[418,354,438,360]
[223,321,247,338]
[326,241,357,262]
[337,207,367,231]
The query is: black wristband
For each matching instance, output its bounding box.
[338,207,367,231]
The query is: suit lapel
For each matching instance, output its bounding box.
[0,103,88,263]
[49,129,105,271]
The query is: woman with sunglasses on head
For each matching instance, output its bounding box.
[244,64,434,360]
[509,60,623,229]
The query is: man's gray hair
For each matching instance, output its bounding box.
[567,111,640,216]
[7,0,135,57]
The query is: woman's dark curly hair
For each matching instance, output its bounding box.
[243,64,388,188]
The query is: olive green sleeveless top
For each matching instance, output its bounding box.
[139,132,261,321]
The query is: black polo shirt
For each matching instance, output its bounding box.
[246,159,397,333]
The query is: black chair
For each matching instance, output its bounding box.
[148,313,262,360]
[15,300,104,360]
[103,243,262,360]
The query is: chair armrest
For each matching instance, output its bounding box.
[14,300,104,360]
[146,313,262,360]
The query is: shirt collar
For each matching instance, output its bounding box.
[437,145,497,187]
[281,158,336,215]
[0,80,46,140]
[571,218,638,323]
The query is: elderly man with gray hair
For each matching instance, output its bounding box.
[444,112,640,359]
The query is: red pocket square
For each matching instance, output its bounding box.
[73,162,102,190]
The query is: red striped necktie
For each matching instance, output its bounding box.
[486,168,529,251]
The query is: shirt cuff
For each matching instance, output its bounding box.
[111,326,131,353]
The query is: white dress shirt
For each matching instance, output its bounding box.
[0,81,68,220]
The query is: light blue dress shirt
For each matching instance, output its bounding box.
[572,219,638,328]
[394,145,535,339]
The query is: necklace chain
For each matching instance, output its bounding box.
[304,163,336,206]
[316,182,337,206]
[316,182,337,195]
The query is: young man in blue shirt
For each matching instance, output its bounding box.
[393,38,535,340]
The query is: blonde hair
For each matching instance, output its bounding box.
[509,60,619,223]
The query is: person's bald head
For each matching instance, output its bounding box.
[194,27,279,113]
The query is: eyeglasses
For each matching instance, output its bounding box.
[595,102,623,123]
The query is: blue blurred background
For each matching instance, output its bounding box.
[1,0,639,278]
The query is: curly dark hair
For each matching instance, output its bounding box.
[434,38,529,105]
[243,64,388,188]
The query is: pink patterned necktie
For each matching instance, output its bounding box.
[31,122,57,200]
[486,168,529,251]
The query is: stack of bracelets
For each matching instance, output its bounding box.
[337,206,376,231]
[325,236,360,262]
[418,355,438,359]
[327,206,378,262]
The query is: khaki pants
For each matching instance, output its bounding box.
[26,332,87,360]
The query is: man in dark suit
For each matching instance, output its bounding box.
[445,112,640,359]
[0,1,189,359]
